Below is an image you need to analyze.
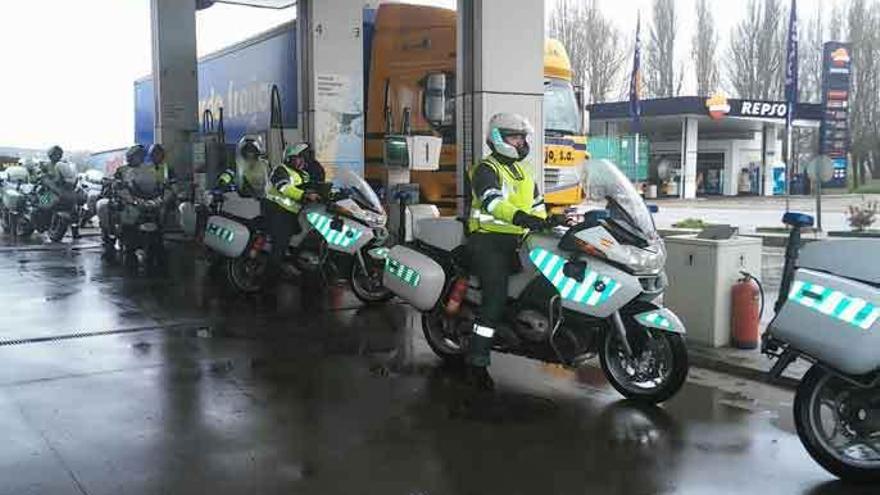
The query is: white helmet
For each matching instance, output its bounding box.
[486,112,534,161]
[236,135,264,164]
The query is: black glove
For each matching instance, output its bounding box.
[548,213,574,227]
[512,211,546,231]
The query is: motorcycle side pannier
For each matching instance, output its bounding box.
[771,268,880,375]
[382,245,446,311]
[203,215,251,258]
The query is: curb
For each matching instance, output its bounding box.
[688,351,800,390]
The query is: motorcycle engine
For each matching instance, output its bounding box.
[514,310,551,342]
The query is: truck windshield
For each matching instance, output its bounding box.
[543,78,580,136]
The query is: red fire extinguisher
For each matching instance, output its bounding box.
[445,277,469,315]
[731,271,764,349]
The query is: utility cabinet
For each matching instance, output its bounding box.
[664,235,762,347]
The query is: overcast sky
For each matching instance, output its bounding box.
[0,0,842,152]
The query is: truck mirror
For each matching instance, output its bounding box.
[383,136,410,168]
[424,73,447,126]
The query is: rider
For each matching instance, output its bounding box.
[466,113,547,390]
[40,145,64,179]
[147,144,177,224]
[97,145,147,249]
[263,142,321,293]
[214,136,270,199]
[299,142,326,184]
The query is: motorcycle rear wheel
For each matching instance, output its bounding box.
[794,365,880,483]
[226,255,268,294]
[421,309,466,365]
[600,326,689,404]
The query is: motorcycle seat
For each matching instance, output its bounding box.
[782,212,815,228]
[415,217,465,252]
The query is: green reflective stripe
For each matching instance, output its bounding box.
[528,247,618,307]
[636,311,671,329]
[790,279,879,330]
[385,257,420,287]
[307,212,363,248]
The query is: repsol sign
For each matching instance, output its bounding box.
[734,100,788,118]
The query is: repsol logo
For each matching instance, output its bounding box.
[739,101,788,118]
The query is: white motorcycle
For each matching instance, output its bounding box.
[763,212,880,483]
[181,169,392,302]
[382,159,689,403]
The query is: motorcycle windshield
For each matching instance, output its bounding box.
[580,159,657,238]
[334,169,384,217]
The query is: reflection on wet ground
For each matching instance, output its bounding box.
[0,237,873,494]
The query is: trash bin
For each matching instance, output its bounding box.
[664,234,762,347]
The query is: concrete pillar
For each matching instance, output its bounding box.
[723,141,739,196]
[762,124,781,196]
[457,0,544,214]
[150,0,199,181]
[297,0,364,178]
[681,117,698,199]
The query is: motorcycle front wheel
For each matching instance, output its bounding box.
[794,365,880,483]
[226,255,268,294]
[47,213,69,242]
[599,325,689,404]
[350,257,392,303]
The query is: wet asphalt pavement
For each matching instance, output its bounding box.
[0,235,874,494]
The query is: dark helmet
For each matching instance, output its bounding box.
[148,144,166,165]
[125,145,147,167]
[47,145,63,163]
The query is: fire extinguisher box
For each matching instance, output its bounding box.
[664,235,762,348]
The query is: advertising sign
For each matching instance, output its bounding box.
[135,24,298,147]
[819,41,851,187]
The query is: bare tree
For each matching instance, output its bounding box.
[644,0,682,97]
[548,0,625,103]
[725,0,786,99]
[692,0,720,96]
[794,8,826,173]
[828,0,846,41]
[846,0,880,186]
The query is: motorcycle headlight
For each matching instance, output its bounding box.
[618,244,666,274]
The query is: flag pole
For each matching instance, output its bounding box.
[784,0,798,212]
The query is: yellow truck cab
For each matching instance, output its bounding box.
[542,39,588,206]
[365,4,587,212]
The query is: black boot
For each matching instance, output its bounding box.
[464,364,495,392]
[465,332,495,391]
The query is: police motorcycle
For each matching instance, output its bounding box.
[98,155,167,263]
[382,159,689,404]
[0,164,36,239]
[29,161,81,242]
[76,169,105,227]
[186,169,392,302]
[762,212,880,483]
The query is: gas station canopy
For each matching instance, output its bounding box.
[199,0,296,9]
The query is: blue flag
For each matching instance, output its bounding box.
[629,14,642,132]
[784,0,798,125]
